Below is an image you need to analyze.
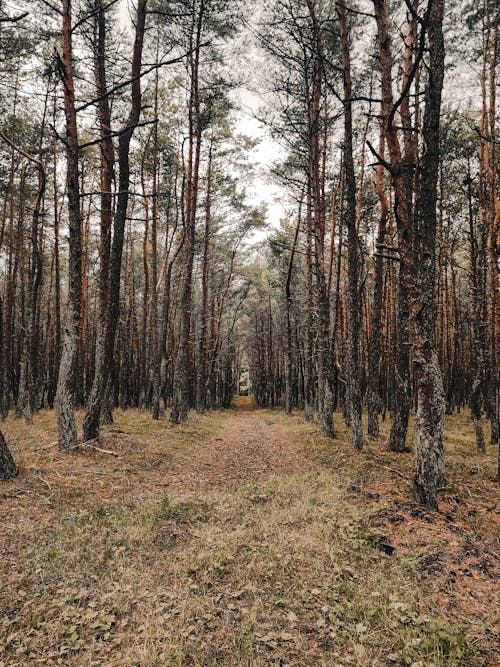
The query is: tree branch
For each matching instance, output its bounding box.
[0,11,28,22]
[78,118,156,149]
[388,0,433,130]
[71,0,120,33]
[74,49,199,113]
[367,139,394,174]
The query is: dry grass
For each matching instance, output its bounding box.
[273,408,500,665]
[1,474,472,666]
[0,408,231,530]
[0,404,498,666]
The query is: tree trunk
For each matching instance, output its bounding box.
[413,0,446,509]
[196,141,213,413]
[83,0,147,439]
[0,429,17,481]
[55,0,83,452]
[338,0,362,451]
[171,0,204,423]
[373,0,415,454]
[467,160,486,454]
[285,199,302,415]
[367,123,388,437]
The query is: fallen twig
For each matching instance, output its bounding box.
[37,476,52,491]
[35,440,59,452]
[84,443,122,458]
[381,466,412,482]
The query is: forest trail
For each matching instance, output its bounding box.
[0,398,314,536]
[1,405,499,665]
[166,396,314,494]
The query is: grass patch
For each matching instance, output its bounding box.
[1,472,471,666]
[0,404,497,665]
[0,407,232,517]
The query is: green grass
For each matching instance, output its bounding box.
[1,405,497,666]
[1,472,468,666]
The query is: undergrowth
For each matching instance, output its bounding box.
[1,472,468,666]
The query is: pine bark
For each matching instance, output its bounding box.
[171,0,204,423]
[55,0,83,452]
[338,0,362,450]
[367,124,388,437]
[83,0,116,440]
[413,0,446,509]
[83,0,147,439]
[0,429,17,481]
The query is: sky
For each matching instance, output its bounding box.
[118,0,287,233]
[233,89,287,230]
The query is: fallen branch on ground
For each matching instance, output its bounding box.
[84,443,122,458]
[36,437,121,457]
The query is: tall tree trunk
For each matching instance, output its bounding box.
[83,0,147,440]
[367,123,388,437]
[196,141,213,413]
[55,0,83,452]
[83,0,116,441]
[307,0,334,438]
[284,198,302,415]
[373,0,416,453]
[150,62,161,420]
[413,0,446,509]
[467,160,486,454]
[171,0,204,423]
[338,0,362,451]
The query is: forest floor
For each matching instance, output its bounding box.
[0,398,498,666]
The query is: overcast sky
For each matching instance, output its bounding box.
[118,0,287,233]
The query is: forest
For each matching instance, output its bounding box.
[0,0,499,665]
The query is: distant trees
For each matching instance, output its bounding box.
[248,0,498,507]
[0,0,498,504]
[0,0,257,466]
[258,0,340,437]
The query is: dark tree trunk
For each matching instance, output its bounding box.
[0,429,17,481]
[389,271,411,453]
[171,0,204,424]
[373,0,415,454]
[150,64,161,420]
[196,141,213,413]
[413,0,446,509]
[338,0,362,451]
[367,123,388,437]
[83,0,116,441]
[307,0,334,438]
[284,198,302,416]
[83,0,147,440]
[55,0,83,452]
[467,160,486,454]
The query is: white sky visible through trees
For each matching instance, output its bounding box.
[116,0,483,239]
[118,0,287,238]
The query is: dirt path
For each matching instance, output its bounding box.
[165,397,313,494]
[0,399,313,538]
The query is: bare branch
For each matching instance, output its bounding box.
[38,0,63,16]
[78,118,156,149]
[74,48,200,113]
[0,11,29,23]
[366,139,394,174]
[71,0,120,33]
